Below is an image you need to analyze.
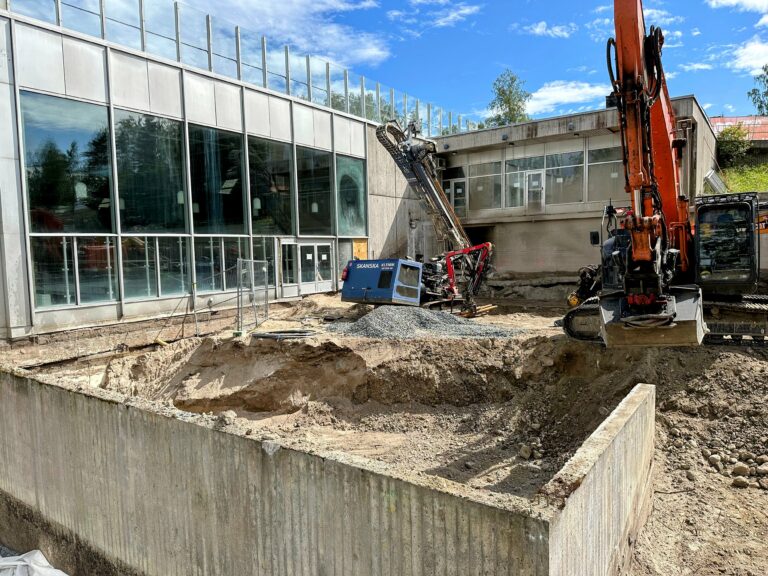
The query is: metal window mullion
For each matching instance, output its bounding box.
[343,69,349,114]
[154,237,161,297]
[242,86,254,257]
[55,0,62,26]
[325,61,331,109]
[180,69,197,307]
[105,46,126,315]
[138,0,147,51]
[174,2,181,62]
[99,0,106,39]
[291,103,300,238]
[235,26,242,81]
[360,76,366,119]
[73,237,81,306]
[206,14,213,72]
[305,55,312,103]
[261,36,268,89]
[284,45,291,96]
[375,83,381,123]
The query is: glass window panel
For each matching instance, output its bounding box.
[122,236,157,299]
[282,244,298,284]
[179,3,209,69]
[348,75,363,117]
[469,175,502,210]
[144,1,177,60]
[194,237,223,292]
[158,237,189,296]
[300,245,315,283]
[61,0,102,37]
[588,162,624,203]
[365,87,378,122]
[289,54,310,101]
[240,32,264,86]
[31,237,76,308]
[297,147,333,236]
[253,238,276,287]
[588,147,623,164]
[379,86,394,122]
[506,172,526,208]
[223,238,245,291]
[442,167,466,180]
[469,162,502,178]
[311,58,329,107]
[13,0,58,24]
[329,64,347,112]
[21,92,113,234]
[77,237,118,303]
[546,151,584,168]
[188,125,245,234]
[317,245,332,282]
[105,0,141,50]
[336,156,367,237]
[249,137,294,236]
[266,48,287,94]
[546,166,584,205]
[452,181,467,217]
[115,110,186,233]
[506,156,545,173]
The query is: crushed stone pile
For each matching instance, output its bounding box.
[329,305,522,339]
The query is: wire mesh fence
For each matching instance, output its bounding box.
[235,258,269,335]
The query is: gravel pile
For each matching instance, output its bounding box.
[0,545,18,558]
[330,305,521,339]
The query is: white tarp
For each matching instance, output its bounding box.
[0,551,69,576]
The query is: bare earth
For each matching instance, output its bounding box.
[14,295,768,575]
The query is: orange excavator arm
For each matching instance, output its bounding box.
[611,0,690,271]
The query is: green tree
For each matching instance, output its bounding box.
[748,64,768,115]
[485,69,531,127]
[717,123,752,168]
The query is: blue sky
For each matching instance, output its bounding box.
[177,0,768,122]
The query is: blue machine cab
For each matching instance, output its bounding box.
[341,259,423,306]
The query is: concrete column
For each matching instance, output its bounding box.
[0,18,32,338]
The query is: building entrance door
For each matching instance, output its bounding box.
[450,180,467,217]
[527,171,545,214]
[299,243,334,295]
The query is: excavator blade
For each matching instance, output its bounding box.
[599,287,706,348]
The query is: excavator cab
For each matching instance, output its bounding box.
[695,194,760,297]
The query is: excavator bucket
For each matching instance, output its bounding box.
[599,287,706,348]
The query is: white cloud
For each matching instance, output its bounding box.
[177,0,388,67]
[703,103,714,110]
[758,15,768,26]
[729,36,768,74]
[643,8,685,26]
[666,71,679,79]
[692,28,702,36]
[706,0,768,11]
[387,1,481,31]
[433,4,481,27]
[725,104,737,112]
[680,63,714,71]
[527,81,611,116]
[523,21,579,38]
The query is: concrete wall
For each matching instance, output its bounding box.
[367,125,438,260]
[545,384,655,576]
[0,370,551,576]
[0,371,655,576]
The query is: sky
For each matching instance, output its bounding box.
[15,0,768,121]
[170,0,768,122]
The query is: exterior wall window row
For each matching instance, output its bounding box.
[20,89,367,310]
[588,147,624,203]
[468,162,503,211]
[545,151,585,205]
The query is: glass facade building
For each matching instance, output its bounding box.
[8,16,369,317]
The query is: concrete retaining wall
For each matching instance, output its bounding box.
[0,370,655,576]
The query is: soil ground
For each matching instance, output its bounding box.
[6,294,768,575]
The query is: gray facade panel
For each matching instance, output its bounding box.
[214,81,243,132]
[110,51,150,111]
[0,17,12,85]
[147,61,182,118]
[268,96,292,142]
[244,89,270,137]
[184,72,216,127]
[14,24,64,94]
[62,37,106,102]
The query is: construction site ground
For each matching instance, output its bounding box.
[1,294,767,575]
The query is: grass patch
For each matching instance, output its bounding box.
[721,163,768,193]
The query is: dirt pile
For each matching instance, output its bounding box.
[329,305,523,339]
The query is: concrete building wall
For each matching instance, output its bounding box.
[0,372,655,576]
[545,384,655,576]
[0,370,551,576]
[0,17,31,338]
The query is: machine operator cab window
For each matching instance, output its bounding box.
[697,205,754,284]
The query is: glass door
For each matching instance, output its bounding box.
[299,245,316,295]
[316,244,334,292]
[527,171,545,215]
[280,242,299,298]
[451,181,467,217]
[297,243,335,295]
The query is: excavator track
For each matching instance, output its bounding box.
[562,295,768,347]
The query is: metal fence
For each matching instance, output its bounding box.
[235,258,269,336]
[5,0,484,135]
